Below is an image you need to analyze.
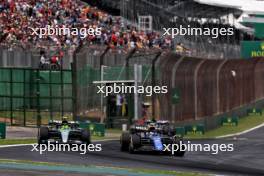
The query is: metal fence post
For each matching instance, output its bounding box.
[36,69,41,127]
[49,69,53,120]
[125,49,137,124]
[72,51,78,121]
[99,47,110,123]
[61,62,64,117]
[10,69,13,125]
[171,56,184,123]
[194,60,206,120]
[72,43,83,121]
[23,69,26,126]
[216,60,227,114]
[151,52,162,120]
[100,47,110,71]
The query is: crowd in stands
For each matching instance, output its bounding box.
[0,0,173,51]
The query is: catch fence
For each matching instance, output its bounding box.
[74,46,160,127]
[0,45,73,69]
[158,54,264,125]
[1,45,264,129]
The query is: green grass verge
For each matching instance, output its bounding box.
[134,168,208,176]
[0,135,116,146]
[106,128,122,134]
[0,139,36,145]
[0,159,209,176]
[104,115,264,139]
[186,115,264,139]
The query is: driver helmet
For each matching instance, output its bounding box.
[62,116,68,124]
[148,122,156,131]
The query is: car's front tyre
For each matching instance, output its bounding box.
[129,134,141,154]
[38,127,49,144]
[120,131,130,151]
[81,129,91,144]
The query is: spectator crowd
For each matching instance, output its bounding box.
[0,0,173,51]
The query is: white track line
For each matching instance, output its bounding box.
[0,144,34,148]
[215,122,264,139]
[1,123,264,148]
[0,139,118,148]
[2,124,264,149]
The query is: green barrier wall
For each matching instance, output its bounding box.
[89,123,105,137]
[0,70,72,110]
[0,123,6,139]
[0,68,73,126]
[175,127,185,137]
[79,122,105,137]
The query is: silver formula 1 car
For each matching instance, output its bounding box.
[38,119,91,144]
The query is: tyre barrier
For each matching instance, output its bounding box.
[247,108,262,116]
[175,127,185,137]
[184,124,205,135]
[221,116,239,126]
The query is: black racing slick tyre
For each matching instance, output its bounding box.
[81,129,91,144]
[120,131,130,151]
[38,127,49,144]
[174,150,185,157]
[129,134,141,154]
[163,125,176,136]
[173,138,185,157]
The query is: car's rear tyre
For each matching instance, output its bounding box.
[163,125,176,136]
[81,129,91,144]
[173,138,185,157]
[129,134,141,154]
[120,131,130,151]
[38,127,49,144]
[174,150,185,157]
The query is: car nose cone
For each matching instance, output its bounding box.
[60,130,70,143]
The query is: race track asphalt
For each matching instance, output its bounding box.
[0,126,264,176]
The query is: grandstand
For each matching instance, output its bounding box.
[0,0,173,54]
[118,0,260,59]
[0,0,257,59]
[82,0,120,15]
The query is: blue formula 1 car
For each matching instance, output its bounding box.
[38,118,91,144]
[120,120,185,157]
